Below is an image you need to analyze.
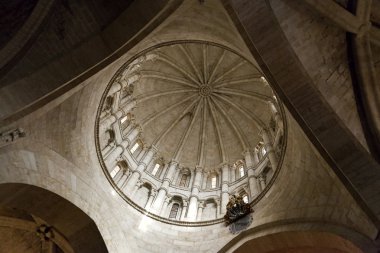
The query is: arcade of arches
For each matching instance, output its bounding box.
[0,0,379,253]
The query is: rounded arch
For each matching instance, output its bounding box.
[231,231,364,253]
[219,220,377,253]
[0,183,108,253]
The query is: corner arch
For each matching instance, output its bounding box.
[0,183,108,253]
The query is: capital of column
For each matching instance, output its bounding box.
[195,165,203,173]
[258,174,266,181]
[157,187,168,194]
[164,195,171,204]
[189,195,200,201]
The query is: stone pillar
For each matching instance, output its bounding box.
[268,101,283,131]
[186,167,203,221]
[145,189,157,211]
[245,149,260,199]
[104,140,128,168]
[102,142,115,157]
[125,124,141,146]
[258,174,266,191]
[196,201,204,221]
[261,129,278,169]
[160,196,171,216]
[180,200,188,220]
[109,82,122,95]
[132,180,143,196]
[230,166,236,182]
[201,172,207,189]
[124,146,157,194]
[220,163,229,215]
[151,160,178,214]
[100,109,124,129]
[215,199,221,218]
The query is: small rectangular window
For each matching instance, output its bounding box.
[152,164,160,176]
[211,176,217,188]
[169,203,179,219]
[110,165,120,178]
[243,195,248,203]
[130,143,139,153]
[120,115,129,124]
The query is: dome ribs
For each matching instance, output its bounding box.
[156,52,201,86]
[153,97,201,147]
[178,44,203,84]
[211,96,249,151]
[216,87,272,103]
[140,70,198,89]
[213,93,265,129]
[141,93,197,127]
[173,99,202,161]
[202,44,208,84]
[135,89,196,103]
[212,59,245,84]
[208,50,225,84]
[207,97,226,162]
[197,98,208,167]
[213,75,262,89]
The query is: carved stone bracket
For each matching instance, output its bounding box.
[0,128,25,147]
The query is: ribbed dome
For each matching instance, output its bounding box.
[129,43,274,169]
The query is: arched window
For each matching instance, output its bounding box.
[242,194,249,203]
[130,142,139,153]
[211,176,217,188]
[207,172,218,189]
[176,168,190,188]
[179,174,189,187]
[152,163,160,176]
[120,115,129,124]
[169,203,179,219]
[261,146,267,156]
[239,166,245,177]
[104,95,114,111]
[110,165,120,178]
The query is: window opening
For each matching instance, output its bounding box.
[169,203,179,219]
[110,165,120,178]
[243,195,249,203]
[130,142,139,153]
[239,166,245,177]
[179,174,188,187]
[211,176,217,188]
[152,164,160,176]
[121,115,129,124]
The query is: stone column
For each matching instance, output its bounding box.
[261,129,278,169]
[132,180,143,196]
[125,124,141,146]
[196,201,204,221]
[187,167,203,221]
[245,149,260,199]
[258,174,266,191]
[124,146,157,194]
[160,196,171,216]
[180,200,188,220]
[201,172,207,189]
[220,163,229,215]
[102,142,115,157]
[268,101,283,131]
[151,160,178,214]
[104,140,129,168]
[100,109,123,129]
[145,189,157,211]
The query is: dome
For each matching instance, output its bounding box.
[96,42,286,224]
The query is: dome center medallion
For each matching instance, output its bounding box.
[199,84,212,97]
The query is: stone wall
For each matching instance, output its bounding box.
[269,0,368,149]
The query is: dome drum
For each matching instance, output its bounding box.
[95,42,286,225]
